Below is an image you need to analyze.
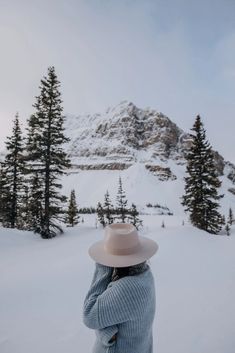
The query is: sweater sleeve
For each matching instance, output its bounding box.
[83,262,145,329]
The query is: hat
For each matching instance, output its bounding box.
[88,223,159,267]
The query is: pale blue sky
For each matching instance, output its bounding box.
[0,0,235,163]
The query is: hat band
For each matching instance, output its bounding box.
[104,242,141,256]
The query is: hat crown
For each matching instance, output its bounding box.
[104,223,140,255]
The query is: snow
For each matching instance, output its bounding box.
[1,216,235,353]
[61,163,188,217]
[1,100,235,352]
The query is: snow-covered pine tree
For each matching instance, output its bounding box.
[96,202,105,227]
[25,66,71,238]
[181,115,224,234]
[0,162,12,226]
[115,176,128,223]
[25,171,44,232]
[225,222,230,236]
[222,215,226,225]
[65,189,80,227]
[228,207,234,226]
[16,184,30,230]
[127,203,143,230]
[103,190,114,225]
[1,113,26,228]
[24,112,45,232]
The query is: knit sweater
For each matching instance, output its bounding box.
[83,262,156,353]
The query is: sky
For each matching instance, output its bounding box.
[0,0,235,163]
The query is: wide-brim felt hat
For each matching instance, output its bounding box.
[88,223,159,267]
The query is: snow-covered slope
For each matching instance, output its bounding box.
[61,161,186,216]
[1,216,234,353]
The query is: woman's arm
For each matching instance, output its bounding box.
[83,262,117,330]
[83,262,147,330]
[95,325,118,347]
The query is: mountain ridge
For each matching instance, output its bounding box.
[64,100,234,183]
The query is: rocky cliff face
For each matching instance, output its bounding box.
[64,101,232,183]
[65,101,185,163]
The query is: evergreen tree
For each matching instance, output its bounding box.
[181,115,224,234]
[65,189,80,227]
[228,207,234,226]
[161,220,165,228]
[127,203,143,230]
[0,162,12,225]
[25,171,44,232]
[16,184,30,230]
[1,113,26,228]
[96,202,105,227]
[222,215,226,226]
[25,66,71,238]
[103,190,114,225]
[115,176,128,223]
[225,223,230,236]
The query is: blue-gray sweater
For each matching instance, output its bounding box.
[83,262,156,353]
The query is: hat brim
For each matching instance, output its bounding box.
[88,236,159,267]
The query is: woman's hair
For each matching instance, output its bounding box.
[111,259,150,282]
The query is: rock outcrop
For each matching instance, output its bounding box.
[64,101,231,182]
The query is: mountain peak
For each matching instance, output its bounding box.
[63,101,190,169]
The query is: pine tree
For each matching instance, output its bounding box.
[222,215,226,226]
[228,207,234,226]
[161,220,165,228]
[225,223,230,236]
[128,203,143,230]
[181,115,224,234]
[115,176,128,223]
[0,162,12,225]
[103,190,114,225]
[1,113,26,228]
[25,66,71,238]
[25,171,44,232]
[96,202,105,227]
[65,189,80,227]
[16,183,30,230]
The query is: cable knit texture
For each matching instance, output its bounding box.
[83,262,156,353]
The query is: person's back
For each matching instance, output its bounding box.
[83,262,156,353]
[82,222,158,353]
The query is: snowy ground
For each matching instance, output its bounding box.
[0,215,235,353]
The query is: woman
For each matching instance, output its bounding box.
[83,222,159,353]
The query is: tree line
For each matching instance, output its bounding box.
[65,176,143,230]
[96,176,143,230]
[0,67,71,238]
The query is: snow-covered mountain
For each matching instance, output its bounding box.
[64,100,229,175]
[1,101,235,215]
[61,101,235,215]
